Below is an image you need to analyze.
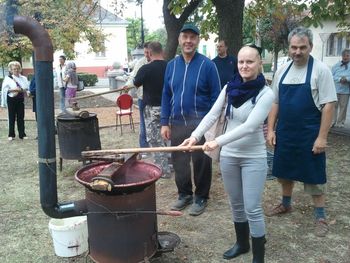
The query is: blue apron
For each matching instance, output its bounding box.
[272,56,326,184]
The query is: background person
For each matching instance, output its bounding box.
[63,62,79,110]
[212,40,238,88]
[1,61,29,141]
[331,48,350,128]
[181,45,274,263]
[123,42,151,149]
[133,41,171,178]
[54,55,67,112]
[161,24,221,216]
[29,76,37,121]
[266,27,337,237]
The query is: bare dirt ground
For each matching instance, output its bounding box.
[0,92,349,263]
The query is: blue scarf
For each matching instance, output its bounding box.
[226,73,265,116]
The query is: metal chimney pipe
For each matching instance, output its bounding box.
[5,0,86,218]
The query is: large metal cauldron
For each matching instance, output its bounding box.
[75,160,162,263]
[57,113,101,170]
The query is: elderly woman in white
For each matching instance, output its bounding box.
[1,61,29,141]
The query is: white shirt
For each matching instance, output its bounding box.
[191,85,275,158]
[54,64,66,88]
[1,75,29,108]
[126,56,148,99]
[272,57,337,110]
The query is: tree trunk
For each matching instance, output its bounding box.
[273,48,279,73]
[163,0,203,60]
[212,0,244,56]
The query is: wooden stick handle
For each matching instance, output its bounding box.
[86,210,183,216]
[82,145,204,157]
[74,87,126,101]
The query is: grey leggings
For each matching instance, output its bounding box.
[220,156,267,237]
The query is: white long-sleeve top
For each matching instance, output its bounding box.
[126,56,148,99]
[54,64,66,88]
[1,75,29,108]
[191,85,275,158]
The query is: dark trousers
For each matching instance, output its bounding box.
[171,125,212,200]
[7,96,26,138]
[32,96,37,121]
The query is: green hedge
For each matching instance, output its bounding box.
[78,73,98,87]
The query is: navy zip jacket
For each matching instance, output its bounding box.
[161,52,221,126]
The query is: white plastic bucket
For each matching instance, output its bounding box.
[48,216,88,257]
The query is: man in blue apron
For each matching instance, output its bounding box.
[266,27,337,237]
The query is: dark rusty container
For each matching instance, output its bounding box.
[75,161,162,263]
[57,113,101,160]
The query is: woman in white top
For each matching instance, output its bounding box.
[181,45,274,263]
[1,61,29,141]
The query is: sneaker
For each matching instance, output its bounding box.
[189,199,207,216]
[315,218,329,237]
[171,195,193,211]
[8,137,14,141]
[265,203,292,217]
[21,136,28,140]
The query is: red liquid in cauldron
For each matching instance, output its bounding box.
[76,161,162,189]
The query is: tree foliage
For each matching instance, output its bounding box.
[164,0,244,58]
[242,9,256,46]
[162,0,202,59]
[146,28,167,48]
[302,0,350,29]
[249,0,350,29]
[0,0,106,64]
[247,0,301,71]
[126,18,148,52]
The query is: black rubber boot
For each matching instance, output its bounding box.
[223,221,250,259]
[252,235,265,263]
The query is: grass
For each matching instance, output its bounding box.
[0,116,350,263]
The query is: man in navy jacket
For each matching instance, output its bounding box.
[212,40,238,88]
[161,24,221,216]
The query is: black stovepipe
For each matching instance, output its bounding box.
[5,0,87,218]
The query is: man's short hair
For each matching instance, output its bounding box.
[143,42,150,49]
[148,41,163,54]
[342,48,350,56]
[218,40,227,46]
[59,55,66,61]
[288,26,313,46]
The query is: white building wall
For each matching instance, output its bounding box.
[22,23,128,77]
[198,33,218,59]
[309,21,342,68]
[71,24,128,68]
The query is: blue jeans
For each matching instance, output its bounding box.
[138,99,149,148]
[59,87,66,112]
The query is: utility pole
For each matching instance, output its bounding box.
[136,0,145,46]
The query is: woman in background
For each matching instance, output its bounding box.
[64,61,79,110]
[1,61,29,141]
